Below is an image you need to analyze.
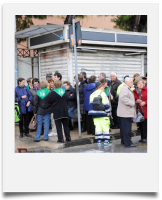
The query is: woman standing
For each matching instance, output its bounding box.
[83,75,97,135]
[15,78,33,138]
[133,78,147,143]
[88,82,111,145]
[33,81,53,142]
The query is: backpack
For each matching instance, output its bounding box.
[93,91,105,111]
[15,102,22,122]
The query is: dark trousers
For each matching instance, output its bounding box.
[69,118,73,128]
[112,107,120,127]
[85,111,95,135]
[19,112,30,134]
[55,118,71,141]
[119,117,133,147]
[138,119,147,140]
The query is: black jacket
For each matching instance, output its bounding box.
[75,81,87,105]
[34,90,53,115]
[66,85,76,108]
[51,90,69,120]
[110,78,122,107]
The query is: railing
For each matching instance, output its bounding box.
[17,49,38,57]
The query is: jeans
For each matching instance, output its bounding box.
[35,114,51,141]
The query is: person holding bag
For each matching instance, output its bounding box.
[133,78,147,143]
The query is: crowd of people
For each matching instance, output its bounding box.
[15,71,147,147]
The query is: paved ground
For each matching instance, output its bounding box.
[49,136,147,153]
[15,123,143,153]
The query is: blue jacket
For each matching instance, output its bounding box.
[15,86,33,114]
[83,83,96,111]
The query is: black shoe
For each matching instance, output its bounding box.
[44,139,48,141]
[33,140,40,142]
[30,129,35,132]
[66,138,71,142]
[57,140,64,143]
[125,144,137,148]
[25,134,32,137]
[112,125,120,129]
[138,139,143,143]
[19,133,23,138]
[142,139,147,143]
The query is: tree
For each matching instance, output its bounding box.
[64,15,86,24]
[111,15,147,32]
[16,15,48,43]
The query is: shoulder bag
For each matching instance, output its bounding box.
[132,91,145,123]
[28,114,37,130]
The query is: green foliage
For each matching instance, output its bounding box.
[111,15,147,32]
[16,15,48,43]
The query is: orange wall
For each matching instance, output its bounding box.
[17,15,120,50]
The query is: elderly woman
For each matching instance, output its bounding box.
[117,77,137,147]
[15,78,33,138]
[133,78,147,143]
[33,80,53,142]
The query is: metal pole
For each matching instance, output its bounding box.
[15,15,18,87]
[72,18,81,138]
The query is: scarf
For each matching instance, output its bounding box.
[136,87,144,114]
[34,86,39,92]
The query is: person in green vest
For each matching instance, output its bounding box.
[33,80,54,142]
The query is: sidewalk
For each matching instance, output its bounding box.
[15,123,139,153]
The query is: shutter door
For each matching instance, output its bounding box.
[73,50,142,81]
[40,49,68,81]
[18,58,32,85]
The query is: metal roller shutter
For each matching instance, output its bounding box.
[39,49,68,81]
[72,50,143,81]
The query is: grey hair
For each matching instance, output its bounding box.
[40,80,48,89]
[100,73,106,78]
[110,72,117,76]
[125,77,132,83]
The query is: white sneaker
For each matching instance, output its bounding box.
[48,132,57,136]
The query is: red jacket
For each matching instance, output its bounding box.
[133,86,147,119]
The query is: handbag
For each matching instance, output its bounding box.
[28,114,37,130]
[131,108,145,123]
[132,90,145,123]
[68,107,74,119]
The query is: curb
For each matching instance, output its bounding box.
[62,130,140,148]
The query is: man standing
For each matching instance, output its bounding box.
[109,72,122,129]
[117,78,137,147]
[99,72,111,86]
[80,72,88,84]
